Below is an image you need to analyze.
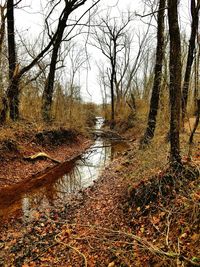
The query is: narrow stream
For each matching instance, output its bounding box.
[0,117,129,222]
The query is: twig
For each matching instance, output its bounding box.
[67,244,88,267]
[55,233,88,267]
[31,217,200,267]
[68,223,200,266]
[177,238,181,267]
[135,7,168,18]
[166,211,171,248]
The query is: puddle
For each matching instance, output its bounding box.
[0,117,129,222]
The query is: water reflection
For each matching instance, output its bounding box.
[0,117,129,222]
[21,138,113,220]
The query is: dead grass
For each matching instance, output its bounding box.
[124,121,200,266]
[126,164,200,266]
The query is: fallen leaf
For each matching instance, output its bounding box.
[108,262,115,267]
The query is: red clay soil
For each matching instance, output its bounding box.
[0,130,91,188]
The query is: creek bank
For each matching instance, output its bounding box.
[0,148,136,267]
[0,117,130,224]
[1,120,199,266]
[0,127,92,188]
[0,128,199,266]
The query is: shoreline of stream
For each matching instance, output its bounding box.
[0,117,129,224]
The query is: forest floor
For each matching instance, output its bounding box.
[0,119,199,267]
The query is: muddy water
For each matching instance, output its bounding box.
[0,117,129,222]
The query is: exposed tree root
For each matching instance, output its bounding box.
[129,164,199,209]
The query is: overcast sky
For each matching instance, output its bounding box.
[13,0,191,104]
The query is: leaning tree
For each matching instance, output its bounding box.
[140,0,166,147]
[0,0,101,124]
[181,0,200,126]
[41,0,100,121]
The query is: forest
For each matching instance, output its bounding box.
[0,0,199,266]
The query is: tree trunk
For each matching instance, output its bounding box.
[189,99,200,145]
[42,8,69,122]
[110,40,117,128]
[41,0,89,122]
[181,0,199,126]
[168,0,182,168]
[7,76,20,120]
[0,4,6,92]
[6,0,19,121]
[0,96,8,124]
[0,0,89,124]
[140,0,165,147]
[110,69,115,128]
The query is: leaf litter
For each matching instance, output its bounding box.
[0,136,199,267]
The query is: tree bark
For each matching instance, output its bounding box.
[110,68,115,127]
[0,3,6,91]
[140,0,165,147]
[6,0,19,121]
[41,0,88,122]
[0,0,91,124]
[41,8,69,122]
[181,0,199,126]
[168,0,182,168]
[189,99,200,145]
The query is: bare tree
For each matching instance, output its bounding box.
[91,11,133,127]
[181,0,200,126]
[140,0,166,147]
[0,1,7,95]
[189,34,200,147]
[140,47,155,100]
[66,43,87,123]
[0,1,6,66]
[41,0,91,121]
[0,0,59,123]
[168,0,182,168]
[4,0,18,121]
[120,28,152,111]
[0,0,100,124]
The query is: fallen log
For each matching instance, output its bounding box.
[24,152,61,164]
[90,129,124,140]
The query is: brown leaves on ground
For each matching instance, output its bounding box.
[1,149,198,266]
[0,156,137,266]
[0,130,199,266]
[127,164,200,266]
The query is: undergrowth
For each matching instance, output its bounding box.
[125,134,200,266]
